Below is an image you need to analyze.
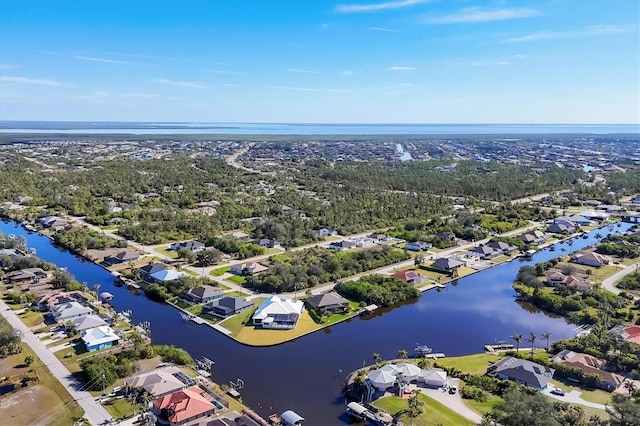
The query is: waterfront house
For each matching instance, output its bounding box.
[258,238,280,249]
[252,296,304,330]
[561,215,591,227]
[609,325,640,345]
[578,210,609,222]
[5,267,48,284]
[126,367,188,397]
[405,241,432,251]
[203,296,254,318]
[304,292,350,315]
[468,245,500,260]
[431,257,464,272]
[572,252,610,268]
[104,250,140,265]
[547,222,576,235]
[152,386,218,426]
[366,369,397,391]
[392,270,426,285]
[51,301,93,322]
[546,271,593,291]
[487,356,555,391]
[37,291,85,311]
[181,285,224,304]
[486,241,519,255]
[328,240,356,251]
[81,325,120,352]
[169,240,205,253]
[149,269,188,283]
[518,230,547,245]
[139,263,168,281]
[230,262,269,276]
[281,410,305,426]
[69,314,107,332]
[419,369,448,388]
[0,248,23,266]
[551,350,623,391]
[37,216,69,230]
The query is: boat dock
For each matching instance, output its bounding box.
[484,343,514,353]
[422,352,446,359]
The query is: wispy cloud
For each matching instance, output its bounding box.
[205,69,245,75]
[151,78,213,90]
[425,7,541,24]
[336,0,426,13]
[369,26,404,33]
[471,60,511,66]
[286,68,320,74]
[501,24,623,43]
[387,66,416,71]
[73,55,131,64]
[116,92,159,99]
[271,86,352,93]
[0,76,64,86]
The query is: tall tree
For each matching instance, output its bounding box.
[406,393,424,426]
[372,352,382,364]
[541,331,552,351]
[527,332,537,355]
[398,349,408,359]
[511,333,523,355]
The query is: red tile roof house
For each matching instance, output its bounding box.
[392,270,426,285]
[152,386,219,426]
[551,350,624,391]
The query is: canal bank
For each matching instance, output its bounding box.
[0,219,631,425]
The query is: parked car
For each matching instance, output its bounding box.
[448,386,457,394]
[550,388,565,396]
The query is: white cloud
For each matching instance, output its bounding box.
[369,26,404,33]
[336,0,426,13]
[286,68,320,74]
[0,76,64,86]
[73,55,131,64]
[151,78,213,90]
[387,66,416,71]
[342,70,353,76]
[271,86,322,92]
[205,69,245,75]
[116,92,159,99]
[426,7,541,24]
[471,60,511,66]
[502,24,623,43]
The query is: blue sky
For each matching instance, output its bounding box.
[0,0,638,123]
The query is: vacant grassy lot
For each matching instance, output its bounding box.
[226,275,246,285]
[103,398,136,420]
[18,310,45,328]
[218,298,264,336]
[373,394,475,426]
[211,266,231,276]
[154,247,179,259]
[434,353,502,376]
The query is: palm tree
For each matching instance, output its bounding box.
[527,332,537,356]
[397,349,408,360]
[406,393,424,425]
[541,331,552,351]
[510,333,523,355]
[372,352,382,364]
[623,380,637,397]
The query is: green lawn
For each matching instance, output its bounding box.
[226,275,246,284]
[548,378,613,405]
[373,394,475,426]
[18,310,45,327]
[102,398,137,420]
[435,353,502,376]
[211,266,231,276]
[154,247,179,259]
[464,395,502,415]
[218,298,264,336]
[226,290,249,297]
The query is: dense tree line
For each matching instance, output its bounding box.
[52,229,123,254]
[0,317,22,357]
[334,275,419,306]
[244,247,410,293]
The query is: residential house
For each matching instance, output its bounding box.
[468,245,500,260]
[486,241,519,255]
[547,222,576,235]
[149,269,188,283]
[181,285,224,304]
[551,350,623,391]
[13,196,33,204]
[518,230,546,245]
[392,270,426,285]
[305,292,350,315]
[5,267,48,284]
[572,252,610,267]
[51,301,94,322]
[435,231,456,241]
[37,216,69,230]
[0,248,23,266]
[328,240,356,251]
[81,326,120,352]
[405,241,432,252]
[609,325,640,345]
[258,238,280,249]
[37,291,85,311]
[152,386,218,426]
[104,250,140,265]
[419,369,448,388]
[252,296,304,330]
[487,356,555,391]
[315,228,338,238]
[223,231,251,241]
[368,233,387,242]
[170,240,206,253]
[139,263,168,281]
[546,271,593,291]
[126,367,188,397]
[354,238,376,248]
[229,262,269,276]
[203,296,254,318]
[563,215,591,227]
[578,210,609,222]
[431,257,464,272]
[69,314,108,332]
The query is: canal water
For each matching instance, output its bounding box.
[0,220,632,425]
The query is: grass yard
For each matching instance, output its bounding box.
[154,247,179,259]
[226,275,246,285]
[465,396,502,415]
[18,310,45,328]
[373,394,475,426]
[225,290,249,297]
[218,298,264,336]
[434,353,502,375]
[103,398,137,420]
[548,378,613,405]
[234,310,327,346]
[211,266,231,276]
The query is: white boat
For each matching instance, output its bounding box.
[414,344,432,356]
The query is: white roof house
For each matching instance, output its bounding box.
[420,369,448,388]
[81,326,119,349]
[69,314,107,332]
[51,301,94,322]
[149,269,188,282]
[252,296,304,329]
[125,367,187,397]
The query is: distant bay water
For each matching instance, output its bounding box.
[0,121,638,135]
